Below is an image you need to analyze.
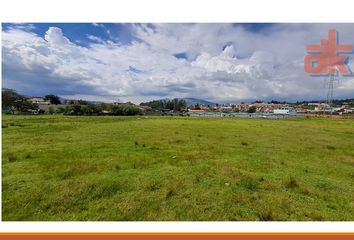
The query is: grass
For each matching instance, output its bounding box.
[2,115,354,221]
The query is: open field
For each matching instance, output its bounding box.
[2,115,354,221]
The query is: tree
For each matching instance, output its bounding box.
[2,88,23,109]
[48,106,55,114]
[72,104,83,115]
[111,104,142,116]
[247,106,257,113]
[175,99,187,111]
[82,104,101,115]
[63,104,82,115]
[140,99,186,111]
[100,103,112,112]
[57,107,65,114]
[2,88,38,113]
[194,104,201,110]
[44,94,61,104]
[77,99,88,105]
[166,100,174,110]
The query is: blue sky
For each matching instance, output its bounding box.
[2,23,138,46]
[2,23,354,103]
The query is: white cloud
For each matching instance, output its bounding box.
[44,27,71,45]
[87,34,106,44]
[2,24,354,103]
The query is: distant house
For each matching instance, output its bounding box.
[139,105,152,111]
[28,97,50,105]
[220,106,232,112]
[188,109,205,113]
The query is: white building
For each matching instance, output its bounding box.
[28,97,50,105]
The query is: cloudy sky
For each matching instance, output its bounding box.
[2,23,354,103]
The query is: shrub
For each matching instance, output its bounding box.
[248,106,257,113]
[258,209,274,221]
[48,106,55,114]
[285,176,298,189]
[326,145,336,150]
[239,178,259,191]
[111,104,142,116]
[165,188,177,199]
[8,153,17,162]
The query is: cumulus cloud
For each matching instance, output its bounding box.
[44,27,71,45]
[2,23,354,103]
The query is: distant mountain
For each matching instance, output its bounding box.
[178,98,217,107]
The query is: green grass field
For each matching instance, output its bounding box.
[2,115,354,221]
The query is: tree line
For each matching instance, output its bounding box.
[2,88,38,114]
[2,88,142,116]
[56,103,142,116]
[140,98,187,111]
